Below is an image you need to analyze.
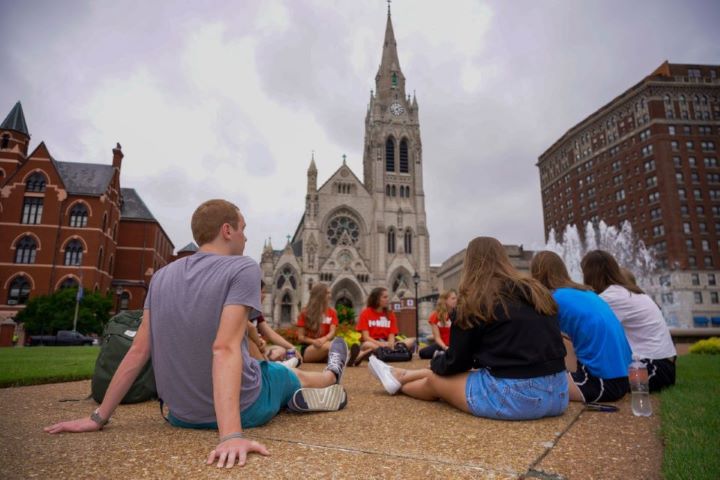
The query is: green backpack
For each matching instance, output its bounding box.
[91,310,157,404]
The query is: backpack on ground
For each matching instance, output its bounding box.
[91,310,157,404]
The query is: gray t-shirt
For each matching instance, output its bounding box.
[144,252,262,424]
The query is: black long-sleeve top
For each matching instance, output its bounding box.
[430,300,566,379]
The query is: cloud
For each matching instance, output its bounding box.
[1,0,719,265]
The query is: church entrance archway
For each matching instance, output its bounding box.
[330,278,364,321]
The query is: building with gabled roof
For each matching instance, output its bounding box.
[0,102,174,320]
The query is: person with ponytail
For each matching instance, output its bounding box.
[367,237,568,420]
[296,283,340,363]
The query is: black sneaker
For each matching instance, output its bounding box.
[348,343,360,367]
[287,384,348,412]
[325,337,349,383]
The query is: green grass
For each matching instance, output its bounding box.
[661,354,720,480]
[0,346,100,388]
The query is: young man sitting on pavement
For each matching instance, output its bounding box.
[45,199,349,469]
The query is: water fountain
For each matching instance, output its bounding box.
[540,220,683,327]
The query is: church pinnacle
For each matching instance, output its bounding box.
[375,3,405,99]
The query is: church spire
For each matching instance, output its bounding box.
[375,5,405,99]
[1,101,29,137]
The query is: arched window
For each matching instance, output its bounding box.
[391,185,396,197]
[101,213,107,232]
[25,172,47,192]
[8,276,31,305]
[385,137,395,172]
[405,186,411,197]
[386,185,391,196]
[69,203,89,227]
[404,229,413,254]
[391,72,398,87]
[112,222,118,241]
[14,235,37,264]
[326,216,360,246]
[280,292,293,324]
[64,239,84,266]
[399,186,404,198]
[97,247,104,269]
[120,292,130,310]
[276,267,297,290]
[21,197,43,224]
[1,134,9,149]
[399,139,409,173]
[108,255,114,275]
[59,277,79,290]
[387,227,396,254]
[392,273,406,293]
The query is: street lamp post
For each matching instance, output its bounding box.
[412,272,420,341]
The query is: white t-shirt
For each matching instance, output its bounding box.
[600,285,676,360]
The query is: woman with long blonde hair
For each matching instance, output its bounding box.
[418,289,457,359]
[296,283,340,363]
[367,237,568,420]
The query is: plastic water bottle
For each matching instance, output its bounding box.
[286,348,296,360]
[629,356,652,417]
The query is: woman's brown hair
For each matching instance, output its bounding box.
[581,250,644,294]
[530,251,591,292]
[302,283,330,334]
[434,289,457,326]
[455,237,557,328]
[366,287,389,314]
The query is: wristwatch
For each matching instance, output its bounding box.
[90,408,109,429]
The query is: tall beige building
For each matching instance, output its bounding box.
[261,10,431,325]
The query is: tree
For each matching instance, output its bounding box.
[336,304,356,325]
[16,288,112,335]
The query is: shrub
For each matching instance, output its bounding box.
[336,304,356,325]
[274,326,299,346]
[689,337,720,355]
[335,322,362,346]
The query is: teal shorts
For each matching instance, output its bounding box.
[168,361,301,429]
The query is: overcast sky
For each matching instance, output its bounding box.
[2,0,719,264]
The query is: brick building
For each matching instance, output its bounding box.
[0,102,174,320]
[537,62,720,327]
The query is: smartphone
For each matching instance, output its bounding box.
[585,402,619,412]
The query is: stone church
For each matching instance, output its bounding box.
[261,9,432,325]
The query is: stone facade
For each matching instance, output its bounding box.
[261,11,431,325]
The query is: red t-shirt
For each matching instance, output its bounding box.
[428,311,451,346]
[356,308,399,340]
[296,308,339,339]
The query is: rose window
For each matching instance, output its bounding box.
[326,216,360,246]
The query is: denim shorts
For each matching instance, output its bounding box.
[168,361,301,430]
[465,369,568,421]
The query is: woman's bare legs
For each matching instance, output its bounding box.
[302,341,331,363]
[354,340,381,365]
[389,367,471,413]
[292,368,336,388]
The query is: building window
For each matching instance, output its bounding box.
[1,134,10,149]
[386,185,391,196]
[689,256,697,267]
[704,256,713,267]
[14,235,37,264]
[7,276,31,305]
[391,185,396,197]
[59,277,79,290]
[120,291,130,310]
[385,137,395,172]
[673,156,681,167]
[280,292,292,324]
[652,225,665,237]
[691,273,700,286]
[646,176,658,188]
[21,197,43,224]
[668,125,676,135]
[686,141,695,150]
[686,239,695,250]
[387,227,396,254]
[399,139,409,173]
[671,141,679,151]
[64,239,84,266]
[694,291,703,304]
[97,247,104,270]
[648,191,660,203]
[25,172,47,192]
[709,273,717,286]
[683,223,692,234]
[69,203,89,227]
[108,255,114,275]
[404,229,412,254]
[705,157,718,168]
[275,267,297,290]
[711,292,719,304]
[326,216,360,246]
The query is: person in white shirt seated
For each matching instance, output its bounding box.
[581,250,677,392]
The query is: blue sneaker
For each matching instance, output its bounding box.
[325,337,349,384]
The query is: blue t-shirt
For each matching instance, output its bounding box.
[553,288,632,379]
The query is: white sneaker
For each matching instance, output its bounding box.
[281,357,299,369]
[368,355,402,395]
